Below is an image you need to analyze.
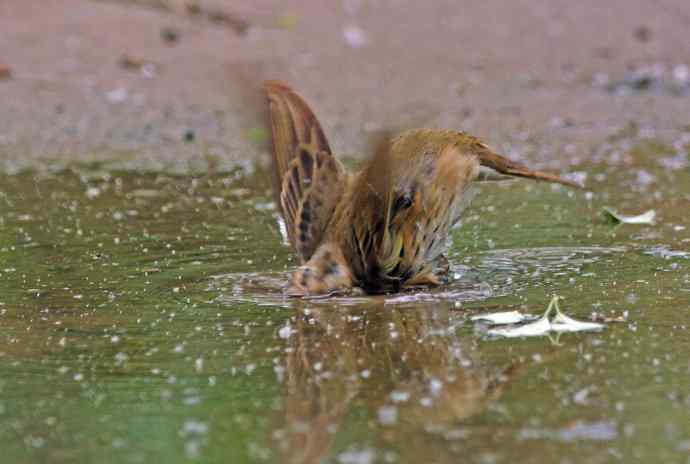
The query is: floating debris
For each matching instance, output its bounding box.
[602,207,656,225]
[483,296,606,339]
[470,310,537,325]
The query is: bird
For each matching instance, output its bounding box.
[264,81,581,296]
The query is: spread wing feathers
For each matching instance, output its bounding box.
[264,80,347,262]
[264,80,333,192]
[281,149,346,262]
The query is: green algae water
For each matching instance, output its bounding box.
[1,142,689,463]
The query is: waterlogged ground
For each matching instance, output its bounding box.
[1,137,689,464]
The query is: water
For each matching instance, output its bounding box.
[1,142,689,463]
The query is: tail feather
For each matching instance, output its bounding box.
[477,149,583,189]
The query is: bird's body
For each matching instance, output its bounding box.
[265,81,579,296]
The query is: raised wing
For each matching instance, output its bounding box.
[264,81,347,262]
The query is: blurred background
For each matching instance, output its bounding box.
[2,0,689,173]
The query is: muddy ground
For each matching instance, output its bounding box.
[1,0,690,173]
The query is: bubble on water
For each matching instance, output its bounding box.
[195,357,203,373]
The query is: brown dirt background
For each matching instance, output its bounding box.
[1,0,689,173]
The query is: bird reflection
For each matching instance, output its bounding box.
[271,299,534,463]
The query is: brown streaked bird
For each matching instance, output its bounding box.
[265,81,581,296]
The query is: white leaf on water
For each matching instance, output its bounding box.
[603,207,656,225]
[471,310,537,325]
[487,314,552,338]
[483,296,607,339]
[551,311,605,333]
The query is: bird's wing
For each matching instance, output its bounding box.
[264,81,347,262]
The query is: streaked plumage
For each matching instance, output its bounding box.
[265,81,580,296]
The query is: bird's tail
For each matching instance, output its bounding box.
[477,148,583,189]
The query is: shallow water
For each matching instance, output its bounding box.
[1,142,689,463]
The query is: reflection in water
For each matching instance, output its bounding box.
[273,300,531,463]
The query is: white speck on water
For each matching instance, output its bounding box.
[195,357,203,373]
[73,373,84,381]
[245,363,256,375]
[183,396,201,406]
[27,436,46,449]
[338,448,375,464]
[573,388,590,405]
[636,169,656,186]
[278,324,292,339]
[429,378,443,396]
[390,390,410,403]
[114,352,128,364]
[274,364,286,383]
[185,440,202,459]
[181,420,208,436]
[86,187,101,199]
[173,344,185,353]
[110,335,121,343]
[377,405,398,426]
[112,438,126,449]
[342,25,367,48]
[420,397,433,407]
[360,369,370,378]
